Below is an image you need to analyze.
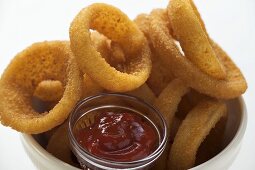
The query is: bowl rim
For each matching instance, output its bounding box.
[20,96,247,170]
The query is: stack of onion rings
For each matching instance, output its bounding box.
[0,2,248,169]
[70,3,152,92]
[149,8,247,99]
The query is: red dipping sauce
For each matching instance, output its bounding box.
[75,111,158,162]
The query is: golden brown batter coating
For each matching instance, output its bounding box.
[0,41,82,134]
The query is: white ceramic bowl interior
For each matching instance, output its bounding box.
[20,97,247,170]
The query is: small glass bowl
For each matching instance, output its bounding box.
[68,93,168,170]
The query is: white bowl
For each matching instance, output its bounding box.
[20,97,247,170]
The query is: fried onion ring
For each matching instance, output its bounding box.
[195,116,227,165]
[134,12,175,96]
[168,99,227,169]
[0,41,82,134]
[82,74,104,98]
[126,83,156,104]
[154,79,189,130]
[176,90,207,120]
[46,122,79,167]
[149,9,247,99]
[168,0,226,79]
[152,79,189,170]
[70,3,151,92]
[33,80,64,101]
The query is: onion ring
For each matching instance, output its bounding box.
[46,122,79,167]
[90,31,112,63]
[82,74,104,98]
[134,11,175,96]
[126,83,156,104]
[168,99,227,169]
[70,3,152,92]
[134,10,173,40]
[149,9,247,99]
[33,80,64,101]
[152,79,189,170]
[176,90,207,120]
[153,118,181,170]
[167,0,226,79]
[0,41,82,134]
[154,79,189,130]
[195,116,227,165]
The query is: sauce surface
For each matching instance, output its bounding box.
[75,111,158,162]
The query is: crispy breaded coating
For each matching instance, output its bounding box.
[0,41,82,134]
[70,3,152,92]
[168,0,226,79]
[135,11,175,96]
[149,9,247,99]
[34,80,64,101]
[168,99,227,169]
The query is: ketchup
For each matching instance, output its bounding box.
[75,111,158,162]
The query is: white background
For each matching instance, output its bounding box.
[0,0,254,169]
